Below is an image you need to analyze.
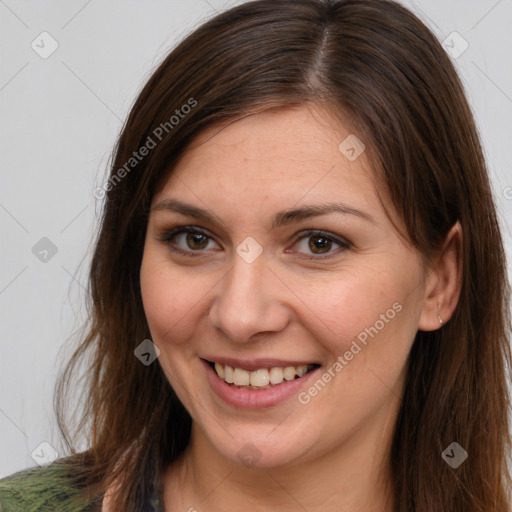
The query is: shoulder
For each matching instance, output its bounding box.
[0,455,99,512]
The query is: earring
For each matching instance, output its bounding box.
[438,307,443,325]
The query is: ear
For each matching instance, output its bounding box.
[417,221,463,331]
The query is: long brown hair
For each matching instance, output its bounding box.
[54,0,512,510]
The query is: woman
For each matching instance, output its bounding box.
[1,0,510,510]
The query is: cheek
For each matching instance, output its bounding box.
[140,252,202,394]
[295,275,416,432]
[289,265,408,353]
[139,250,207,346]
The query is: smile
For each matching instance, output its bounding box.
[209,361,318,389]
[202,358,321,408]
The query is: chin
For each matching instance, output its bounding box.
[201,418,322,470]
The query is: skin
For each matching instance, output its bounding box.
[137,105,462,512]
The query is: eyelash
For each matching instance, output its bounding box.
[157,225,351,260]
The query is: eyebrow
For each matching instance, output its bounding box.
[151,198,375,229]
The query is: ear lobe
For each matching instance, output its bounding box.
[417,221,463,332]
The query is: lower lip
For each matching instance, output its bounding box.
[202,359,320,409]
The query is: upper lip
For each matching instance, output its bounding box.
[202,357,320,371]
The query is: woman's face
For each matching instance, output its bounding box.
[140,105,430,469]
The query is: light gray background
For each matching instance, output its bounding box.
[1,0,511,477]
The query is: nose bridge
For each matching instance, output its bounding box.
[209,253,289,342]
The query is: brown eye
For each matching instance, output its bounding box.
[186,232,209,250]
[159,226,220,256]
[287,230,350,259]
[308,235,332,254]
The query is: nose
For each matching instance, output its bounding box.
[208,253,291,343]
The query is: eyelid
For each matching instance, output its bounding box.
[157,225,221,257]
[157,224,351,259]
[292,229,351,247]
[158,225,214,242]
[287,229,351,259]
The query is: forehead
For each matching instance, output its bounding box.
[155,106,380,209]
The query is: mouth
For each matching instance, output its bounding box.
[203,359,321,390]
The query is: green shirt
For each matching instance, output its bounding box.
[0,455,165,511]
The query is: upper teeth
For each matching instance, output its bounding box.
[214,363,313,388]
